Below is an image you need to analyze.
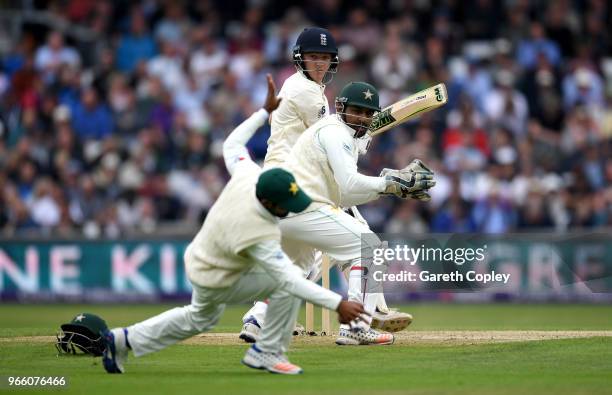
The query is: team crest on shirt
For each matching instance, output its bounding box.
[318,105,326,119]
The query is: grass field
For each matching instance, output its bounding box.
[1,303,612,394]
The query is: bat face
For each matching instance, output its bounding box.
[368,83,447,137]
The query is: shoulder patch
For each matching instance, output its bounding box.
[342,142,352,153]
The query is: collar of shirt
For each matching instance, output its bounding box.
[331,114,357,137]
[296,71,326,92]
[253,189,279,224]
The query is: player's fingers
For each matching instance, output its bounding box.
[410,191,431,201]
[416,180,436,189]
[348,301,365,313]
[266,74,277,95]
[414,169,434,176]
[355,312,371,323]
[379,168,393,177]
[414,159,433,173]
[414,173,433,181]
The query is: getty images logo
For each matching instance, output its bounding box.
[320,34,327,46]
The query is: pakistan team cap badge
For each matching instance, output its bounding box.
[289,182,299,195]
[363,89,373,100]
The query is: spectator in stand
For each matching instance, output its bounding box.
[189,26,228,90]
[154,2,192,46]
[0,1,610,237]
[544,3,576,59]
[520,53,564,130]
[342,8,382,57]
[516,21,561,70]
[34,31,81,83]
[442,98,489,173]
[147,40,187,94]
[457,59,493,114]
[471,182,517,234]
[561,105,601,156]
[28,178,61,229]
[562,67,605,111]
[371,31,417,92]
[483,70,529,138]
[431,176,476,233]
[71,88,113,140]
[116,9,157,73]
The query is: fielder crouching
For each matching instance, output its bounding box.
[100,75,367,376]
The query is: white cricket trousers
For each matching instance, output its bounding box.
[127,265,301,357]
[243,204,383,327]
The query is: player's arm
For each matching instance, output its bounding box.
[320,129,436,204]
[245,240,367,324]
[318,128,387,206]
[223,74,281,175]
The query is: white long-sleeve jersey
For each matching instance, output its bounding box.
[286,115,386,208]
[264,72,329,168]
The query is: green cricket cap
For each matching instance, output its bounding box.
[336,81,381,112]
[256,168,312,213]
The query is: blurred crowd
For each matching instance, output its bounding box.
[0,0,611,238]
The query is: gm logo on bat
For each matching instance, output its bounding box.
[435,87,444,102]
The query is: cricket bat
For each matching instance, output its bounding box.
[367,83,447,137]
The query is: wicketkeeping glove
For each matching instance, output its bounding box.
[380,159,436,200]
[403,159,435,201]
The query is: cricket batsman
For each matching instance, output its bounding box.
[240,27,417,342]
[100,76,368,375]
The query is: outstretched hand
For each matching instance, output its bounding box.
[263,74,282,113]
[336,300,369,324]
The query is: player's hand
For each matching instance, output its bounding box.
[403,159,435,201]
[382,169,435,198]
[336,300,369,324]
[380,159,435,200]
[404,159,434,176]
[263,73,282,113]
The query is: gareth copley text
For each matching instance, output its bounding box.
[374,270,511,285]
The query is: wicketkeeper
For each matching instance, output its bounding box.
[268,81,434,345]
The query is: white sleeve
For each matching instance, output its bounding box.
[222,109,269,176]
[245,240,342,311]
[318,128,387,206]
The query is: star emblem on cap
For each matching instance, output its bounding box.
[75,314,85,322]
[363,89,373,100]
[289,182,299,195]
